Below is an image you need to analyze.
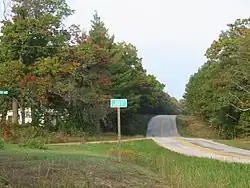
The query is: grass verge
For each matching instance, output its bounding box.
[215,139,250,150]
[176,115,250,151]
[49,132,144,144]
[1,143,163,188]
[1,140,250,188]
[176,115,219,139]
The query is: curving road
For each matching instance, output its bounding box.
[146,115,250,164]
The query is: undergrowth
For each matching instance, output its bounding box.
[19,137,48,150]
[0,139,4,150]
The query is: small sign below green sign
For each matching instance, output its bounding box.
[110,99,127,108]
[0,90,8,95]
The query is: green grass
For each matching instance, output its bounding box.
[0,124,144,145]
[2,140,250,187]
[0,142,165,188]
[216,139,250,150]
[176,115,250,151]
[175,116,193,137]
[84,133,143,142]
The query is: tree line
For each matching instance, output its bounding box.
[0,0,180,136]
[184,18,250,138]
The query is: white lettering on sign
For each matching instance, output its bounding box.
[110,99,127,108]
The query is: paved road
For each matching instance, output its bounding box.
[146,115,250,164]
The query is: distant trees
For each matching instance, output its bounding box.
[0,1,179,135]
[184,18,250,138]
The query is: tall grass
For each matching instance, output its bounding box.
[2,140,250,187]
[105,140,250,188]
[48,140,250,187]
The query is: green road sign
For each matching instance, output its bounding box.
[110,99,127,108]
[110,98,128,161]
[0,90,8,95]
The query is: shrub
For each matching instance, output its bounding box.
[19,137,48,150]
[0,138,4,150]
[9,125,50,144]
[0,123,13,141]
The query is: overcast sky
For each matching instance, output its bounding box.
[1,0,250,99]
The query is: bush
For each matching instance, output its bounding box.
[176,115,219,139]
[0,138,4,150]
[0,123,13,141]
[9,125,50,144]
[19,137,48,150]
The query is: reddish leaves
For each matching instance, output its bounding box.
[92,44,101,50]
[18,74,37,87]
[100,94,112,102]
[72,62,80,67]
[98,75,112,86]
[2,123,12,141]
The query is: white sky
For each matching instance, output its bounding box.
[1,0,250,99]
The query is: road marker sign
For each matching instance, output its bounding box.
[0,90,8,95]
[110,99,128,162]
[110,99,127,108]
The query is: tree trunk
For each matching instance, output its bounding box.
[0,104,8,137]
[31,105,39,126]
[12,98,18,125]
[96,122,101,137]
[0,100,8,124]
[20,98,25,125]
[1,109,8,124]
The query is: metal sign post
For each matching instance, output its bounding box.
[117,107,121,161]
[110,99,127,162]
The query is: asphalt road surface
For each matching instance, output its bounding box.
[146,115,250,164]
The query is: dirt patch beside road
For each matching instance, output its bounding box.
[48,137,150,146]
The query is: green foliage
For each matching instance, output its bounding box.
[176,115,219,139]
[0,138,4,150]
[184,18,250,138]
[0,3,179,136]
[19,137,48,150]
[0,0,73,65]
[9,124,50,144]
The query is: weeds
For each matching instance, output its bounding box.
[0,152,163,188]
[108,148,140,162]
[19,137,48,150]
[0,138,4,150]
[3,138,250,187]
[10,125,51,143]
[176,115,219,139]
